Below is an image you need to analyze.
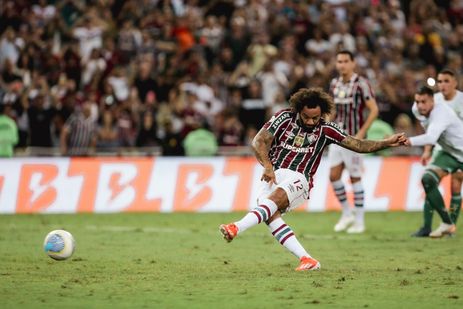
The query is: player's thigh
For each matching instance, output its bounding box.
[258,169,309,212]
[328,144,344,180]
[341,148,363,178]
[430,150,463,176]
[451,170,463,193]
[328,144,344,169]
[276,169,309,212]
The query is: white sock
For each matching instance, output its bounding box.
[352,181,364,224]
[332,180,351,216]
[235,198,278,234]
[268,217,310,259]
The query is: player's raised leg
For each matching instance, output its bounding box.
[219,198,278,242]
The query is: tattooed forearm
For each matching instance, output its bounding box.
[340,136,389,153]
[252,128,274,167]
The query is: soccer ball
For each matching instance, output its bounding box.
[43,230,75,260]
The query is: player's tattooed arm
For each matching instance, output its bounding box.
[252,128,277,184]
[340,133,406,153]
[252,128,274,168]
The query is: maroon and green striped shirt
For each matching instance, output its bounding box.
[263,109,347,190]
[329,73,375,135]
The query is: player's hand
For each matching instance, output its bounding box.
[387,132,408,146]
[420,150,432,166]
[261,165,276,184]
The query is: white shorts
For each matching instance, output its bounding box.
[328,144,363,177]
[257,168,309,213]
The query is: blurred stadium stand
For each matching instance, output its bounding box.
[0,0,462,157]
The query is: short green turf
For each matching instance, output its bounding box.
[0,212,462,308]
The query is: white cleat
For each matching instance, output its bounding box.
[334,214,355,232]
[347,222,365,234]
[429,222,456,238]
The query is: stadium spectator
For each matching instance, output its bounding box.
[405,86,463,237]
[239,79,266,135]
[329,50,379,234]
[217,108,243,147]
[0,93,18,157]
[160,119,184,156]
[97,109,119,151]
[133,61,158,103]
[183,120,218,157]
[60,101,97,156]
[0,1,461,156]
[27,92,56,149]
[135,110,160,148]
[219,88,406,271]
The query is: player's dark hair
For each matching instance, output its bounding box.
[438,68,457,78]
[289,87,334,116]
[438,68,460,88]
[415,85,434,97]
[336,50,355,61]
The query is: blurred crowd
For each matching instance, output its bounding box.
[0,0,462,156]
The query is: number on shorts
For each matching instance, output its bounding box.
[293,179,303,191]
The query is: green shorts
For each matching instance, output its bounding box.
[429,150,463,174]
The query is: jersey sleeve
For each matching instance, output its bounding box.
[263,110,291,136]
[409,105,450,146]
[324,121,348,144]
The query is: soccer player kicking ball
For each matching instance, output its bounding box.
[405,85,463,238]
[219,88,406,271]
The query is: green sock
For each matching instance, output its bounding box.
[422,171,452,224]
[423,200,433,230]
[450,194,462,224]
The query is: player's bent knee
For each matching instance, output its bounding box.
[267,188,289,211]
[266,210,282,225]
[421,171,439,193]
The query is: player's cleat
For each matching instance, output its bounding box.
[347,222,365,234]
[219,223,238,242]
[334,214,355,232]
[429,222,456,238]
[411,227,431,237]
[295,256,321,271]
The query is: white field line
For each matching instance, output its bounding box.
[84,224,359,240]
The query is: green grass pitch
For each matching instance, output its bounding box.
[1,212,462,308]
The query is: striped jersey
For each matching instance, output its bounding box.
[263,109,347,190]
[65,113,97,156]
[329,73,375,135]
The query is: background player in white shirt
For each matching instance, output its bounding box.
[434,70,463,224]
[405,85,463,237]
